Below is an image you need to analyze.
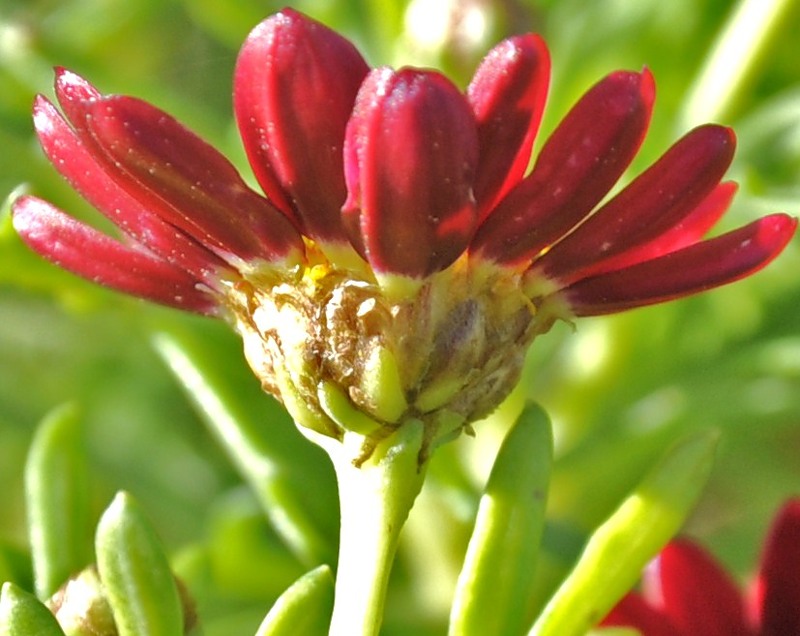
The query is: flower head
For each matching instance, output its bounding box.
[12,9,795,462]
[601,498,800,636]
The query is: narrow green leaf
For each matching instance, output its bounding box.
[449,403,553,636]
[24,403,91,600]
[180,0,276,48]
[0,543,32,592]
[680,0,795,126]
[0,582,66,636]
[152,326,330,566]
[254,565,334,636]
[205,490,304,600]
[529,431,719,636]
[95,492,183,636]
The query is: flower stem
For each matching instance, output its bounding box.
[325,421,427,636]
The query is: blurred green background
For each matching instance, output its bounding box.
[1,0,799,633]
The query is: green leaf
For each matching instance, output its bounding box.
[254,565,334,636]
[449,403,553,636]
[179,0,277,48]
[0,582,66,636]
[528,430,718,636]
[0,543,31,592]
[24,403,91,600]
[95,492,184,636]
[205,490,304,601]
[152,325,331,566]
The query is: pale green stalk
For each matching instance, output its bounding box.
[314,422,427,636]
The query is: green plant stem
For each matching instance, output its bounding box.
[322,422,427,636]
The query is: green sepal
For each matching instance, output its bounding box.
[0,582,66,636]
[272,361,341,439]
[358,345,408,423]
[428,410,467,453]
[24,403,90,600]
[254,565,334,636]
[318,381,382,436]
[449,403,553,636]
[528,430,718,636]
[414,377,465,414]
[95,492,184,636]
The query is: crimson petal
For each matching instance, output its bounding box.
[54,67,101,126]
[643,540,750,636]
[80,95,303,267]
[570,182,738,280]
[467,33,550,221]
[753,498,800,635]
[33,93,225,281]
[472,69,655,266]
[342,67,479,278]
[12,196,215,314]
[535,125,736,285]
[234,8,369,242]
[564,214,797,316]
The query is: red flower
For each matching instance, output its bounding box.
[13,8,794,316]
[602,499,800,636]
[10,9,796,449]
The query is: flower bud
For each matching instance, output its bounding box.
[46,566,198,636]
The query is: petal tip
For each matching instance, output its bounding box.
[639,66,656,108]
[605,68,657,112]
[54,67,97,99]
[762,213,797,251]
